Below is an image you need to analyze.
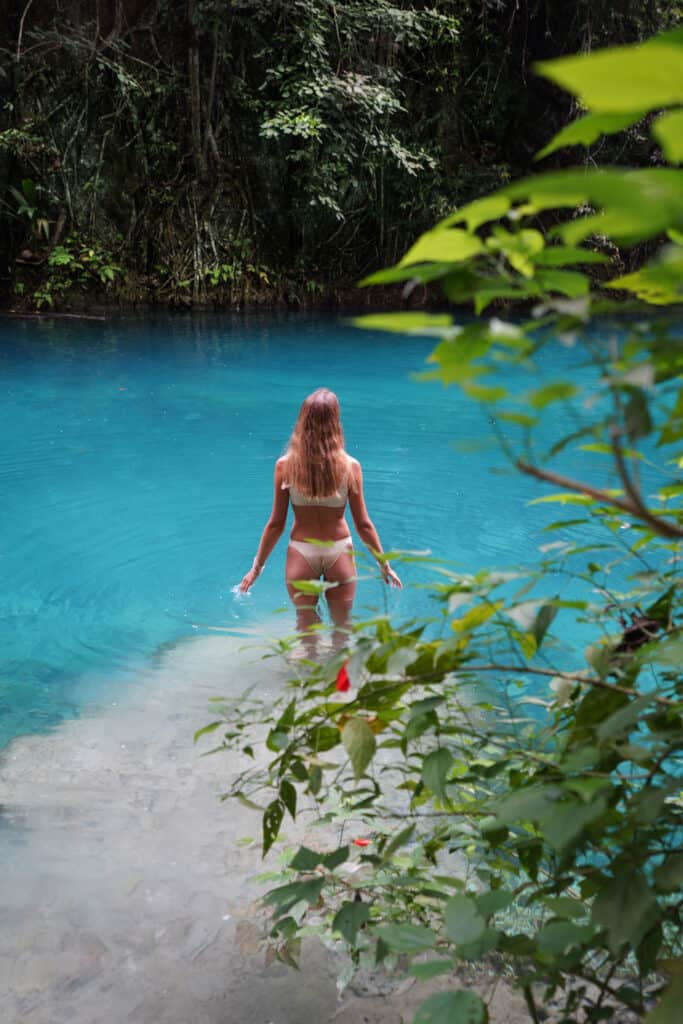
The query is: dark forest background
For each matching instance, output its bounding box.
[0,1,680,309]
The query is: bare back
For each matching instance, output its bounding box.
[279,454,360,544]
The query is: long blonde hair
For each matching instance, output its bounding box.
[285,388,347,499]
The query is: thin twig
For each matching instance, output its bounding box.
[517,460,683,541]
[610,425,681,538]
[457,663,678,707]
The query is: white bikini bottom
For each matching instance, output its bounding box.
[288,538,353,577]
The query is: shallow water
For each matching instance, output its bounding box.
[0,315,659,1024]
[0,313,603,749]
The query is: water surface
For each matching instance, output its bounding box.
[2,314,603,747]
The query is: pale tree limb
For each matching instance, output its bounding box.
[16,0,35,62]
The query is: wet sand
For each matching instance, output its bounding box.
[0,631,528,1024]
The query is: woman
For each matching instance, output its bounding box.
[239,388,401,647]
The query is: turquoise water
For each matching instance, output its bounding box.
[1,315,602,748]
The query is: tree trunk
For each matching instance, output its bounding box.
[187,0,206,180]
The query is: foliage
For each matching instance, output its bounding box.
[199,29,683,1024]
[5,177,49,240]
[1,1,679,308]
[0,0,463,307]
[20,237,122,309]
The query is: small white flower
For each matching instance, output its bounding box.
[550,676,575,707]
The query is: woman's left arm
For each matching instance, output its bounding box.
[348,459,402,588]
[240,460,289,592]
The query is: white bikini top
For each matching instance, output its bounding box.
[283,455,356,508]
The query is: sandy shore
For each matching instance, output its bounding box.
[0,630,529,1024]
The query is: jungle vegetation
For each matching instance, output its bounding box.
[0,0,681,309]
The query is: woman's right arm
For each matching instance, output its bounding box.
[348,459,402,588]
[240,459,289,592]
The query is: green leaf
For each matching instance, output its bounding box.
[646,586,677,628]
[654,854,683,893]
[290,845,322,871]
[527,382,578,408]
[262,799,284,856]
[542,796,608,851]
[422,748,453,802]
[462,382,508,402]
[597,694,655,741]
[493,786,557,827]
[536,111,645,160]
[308,764,322,795]
[591,871,660,955]
[441,194,510,231]
[383,824,416,860]
[399,229,484,268]
[375,923,437,954]
[409,959,454,981]
[534,245,607,266]
[535,269,589,298]
[308,725,341,752]
[322,846,349,870]
[536,920,595,954]
[476,890,514,918]
[263,877,325,916]
[542,896,586,919]
[653,110,683,164]
[655,634,683,667]
[275,699,296,731]
[234,792,264,812]
[414,990,488,1024]
[644,972,683,1024]
[353,312,453,335]
[529,492,593,506]
[341,718,376,780]
[266,729,289,752]
[360,261,456,287]
[638,923,663,976]
[532,603,558,649]
[535,39,683,113]
[279,779,297,819]
[290,579,339,596]
[501,168,683,247]
[444,895,487,945]
[497,411,537,427]
[608,246,683,305]
[193,721,221,743]
[485,226,543,276]
[624,388,653,440]
[562,777,612,803]
[333,901,370,944]
[579,442,642,458]
[472,278,542,314]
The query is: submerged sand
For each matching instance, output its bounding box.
[0,631,528,1024]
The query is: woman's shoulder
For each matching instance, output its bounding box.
[344,453,361,490]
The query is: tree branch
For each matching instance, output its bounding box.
[517,460,683,541]
[459,663,677,707]
[16,0,35,62]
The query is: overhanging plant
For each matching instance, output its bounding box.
[199,30,683,1024]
